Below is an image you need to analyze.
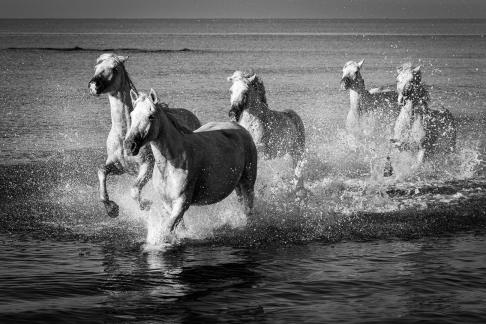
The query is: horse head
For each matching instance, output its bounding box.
[396,63,425,106]
[124,89,160,156]
[341,59,364,91]
[227,70,267,121]
[89,53,129,95]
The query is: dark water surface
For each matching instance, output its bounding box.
[1,19,486,322]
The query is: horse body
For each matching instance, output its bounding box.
[228,71,306,189]
[391,64,456,165]
[125,90,257,234]
[88,53,201,217]
[341,60,399,137]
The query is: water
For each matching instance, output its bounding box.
[0,19,485,322]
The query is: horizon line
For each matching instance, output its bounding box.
[1,17,485,21]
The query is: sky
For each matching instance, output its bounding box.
[1,0,485,19]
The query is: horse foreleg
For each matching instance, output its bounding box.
[131,160,154,211]
[167,198,190,234]
[416,149,425,166]
[98,160,123,218]
[292,158,305,189]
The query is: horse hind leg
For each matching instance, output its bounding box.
[131,160,154,211]
[290,144,307,190]
[236,160,256,217]
[236,181,254,217]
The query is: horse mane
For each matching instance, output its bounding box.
[398,63,430,107]
[157,103,194,135]
[121,64,138,95]
[247,73,268,105]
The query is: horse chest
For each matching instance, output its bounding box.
[153,163,188,200]
[411,117,426,144]
[239,113,265,144]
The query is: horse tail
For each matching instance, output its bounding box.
[284,109,306,160]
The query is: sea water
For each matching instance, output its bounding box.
[0,19,485,322]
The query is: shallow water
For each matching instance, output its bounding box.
[0,19,486,322]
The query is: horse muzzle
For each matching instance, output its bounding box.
[88,81,100,96]
[397,94,406,106]
[340,78,350,91]
[124,137,141,156]
[228,105,242,122]
[88,77,105,96]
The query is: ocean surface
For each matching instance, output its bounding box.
[0,19,485,323]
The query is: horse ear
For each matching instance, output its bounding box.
[247,74,256,83]
[149,88,159,104]
[396,65,403,75]
[413,65,421,74]
[130,89,138,103]
[357,59,365,68]
[118,55,129,63]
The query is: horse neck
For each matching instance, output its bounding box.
[393,100,418,140]
[348,77,366,114]
[150,110,185,163]
[244,91,270,120]
[107,68,136,136]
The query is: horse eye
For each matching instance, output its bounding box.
[148,115,154,120]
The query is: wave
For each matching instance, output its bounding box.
[5,46,200,53]
[1,32,485,37]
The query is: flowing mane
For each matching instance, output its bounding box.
[122,63,138,95]
[157,102,195,135]
[249,75,268,105]
[398,63,430,108]
[239,70,268,105]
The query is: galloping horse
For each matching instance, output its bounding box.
[341,59,399,137]
[227,70,306,190]
[124,89,257,235]
[88,53,201,218]
[391,63,456,166]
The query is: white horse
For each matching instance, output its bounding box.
[341,59,399,138]
[88,53,201,218]
[227,70,306,190]
[125,89,258,236]
[391,63,456,166]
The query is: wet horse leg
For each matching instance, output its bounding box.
[236,169,256,217]
[130,159,154,210]
[235,185,253,216]
[98,159,124,218]
[165,198,190,242]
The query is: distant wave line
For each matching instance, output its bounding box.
[0,32,484,37]
[6,46,198,53]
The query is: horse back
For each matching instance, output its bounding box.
[194,121,243,132]
[424,107,456,152]
[264,109,305,158]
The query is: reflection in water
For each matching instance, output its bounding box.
[1,231,486,322]
[99,244,264,323]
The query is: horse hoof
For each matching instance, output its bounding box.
[103,200,119,218]
[164,232,178,245]
[139,199,152,211]
[294,187,310,202]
